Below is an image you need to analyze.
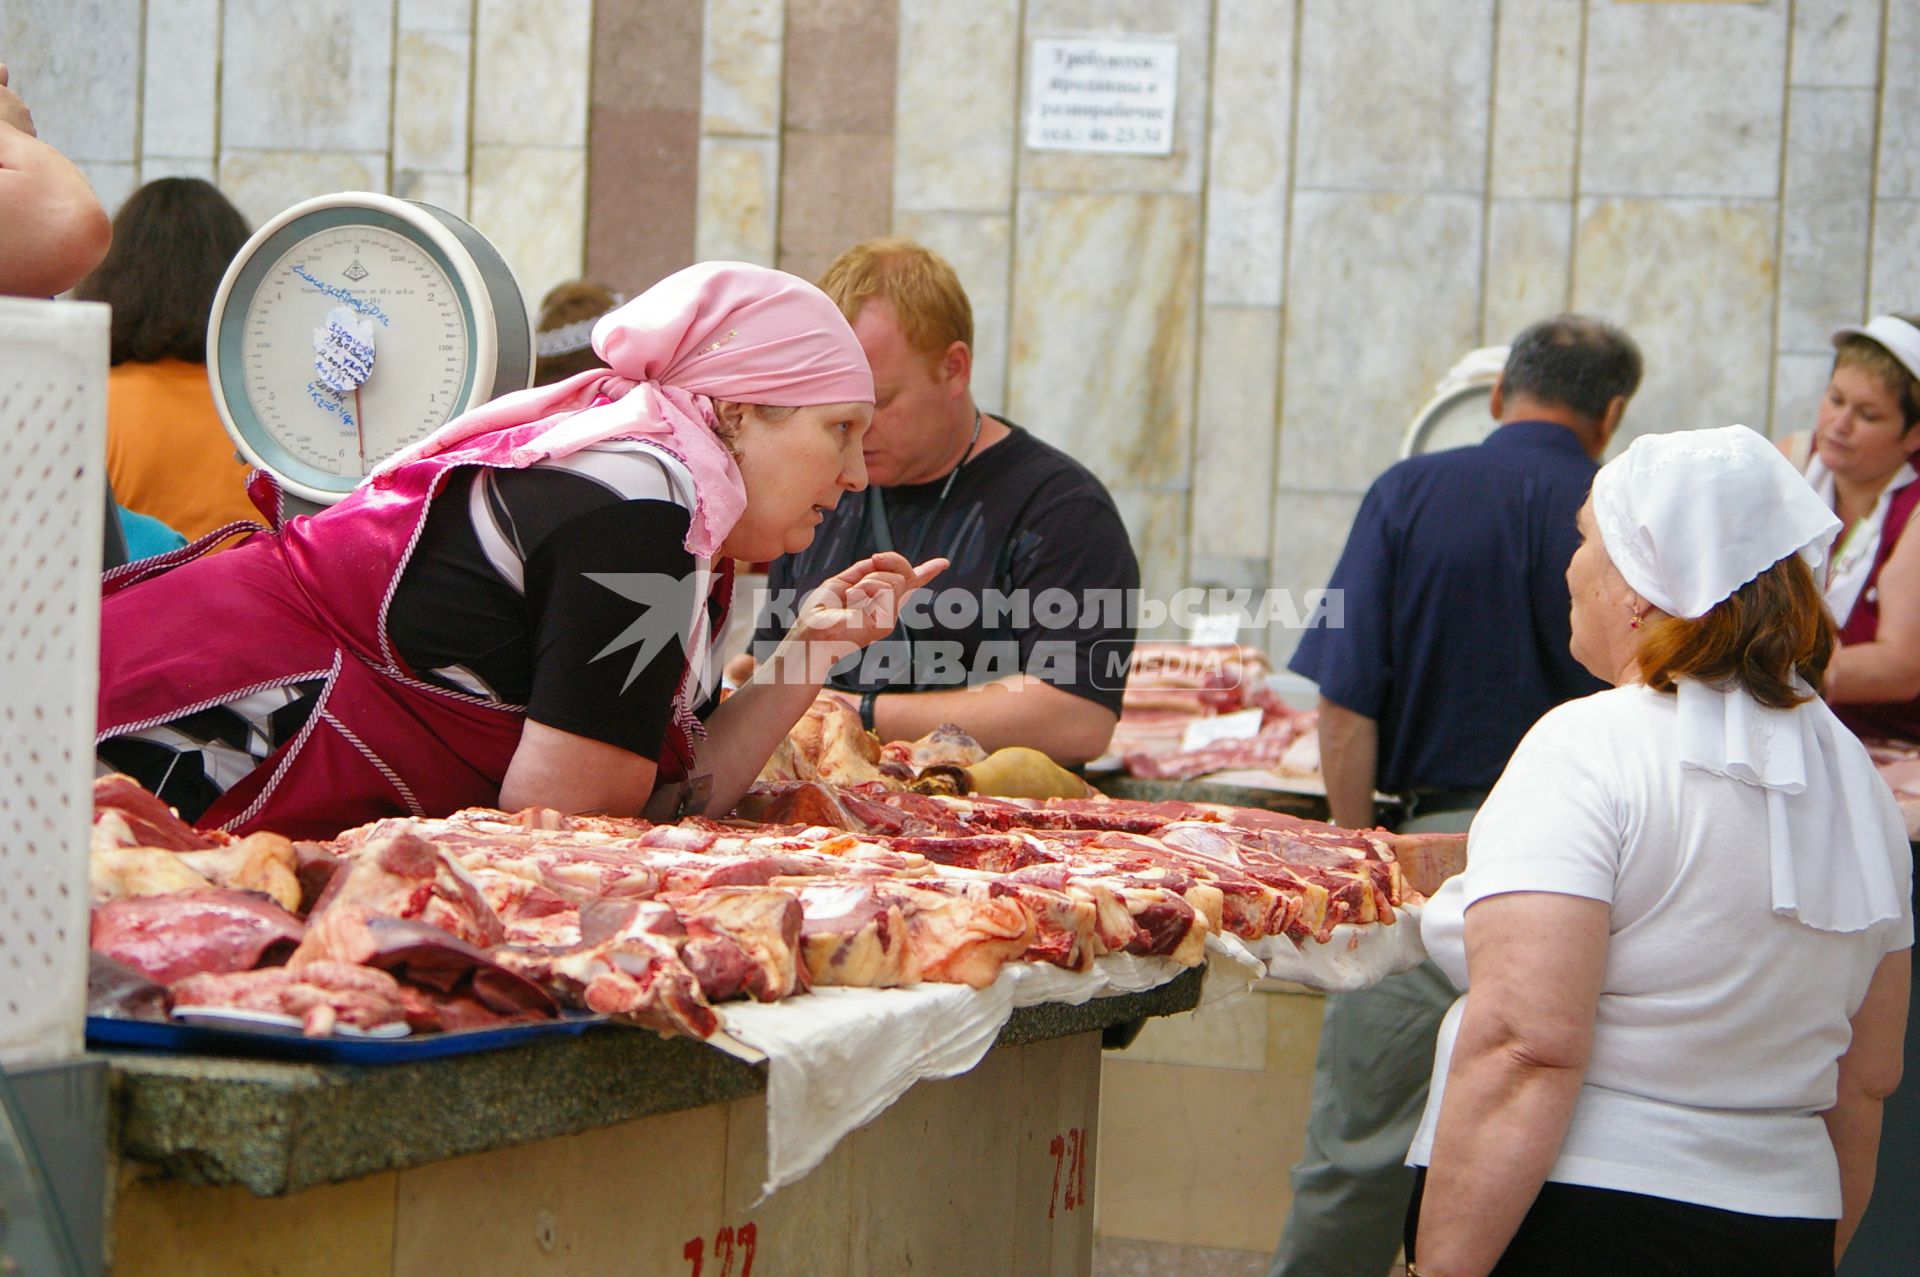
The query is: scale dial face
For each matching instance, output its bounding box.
[210,195,529,504]
[242,224,469,478]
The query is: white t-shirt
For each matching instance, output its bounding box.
[1407,684,1914,1218]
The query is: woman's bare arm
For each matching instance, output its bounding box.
[1822,948,1910,1262]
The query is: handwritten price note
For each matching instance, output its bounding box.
[683,1222,757,1276]
[313,305,377,395]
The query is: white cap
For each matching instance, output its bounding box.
[1831,314,1920,384]
[1591,424,1840,620]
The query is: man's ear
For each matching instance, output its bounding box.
[1488,375,1505,422]
[940,339,972,399]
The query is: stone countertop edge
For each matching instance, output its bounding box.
[103,967,1204,1197]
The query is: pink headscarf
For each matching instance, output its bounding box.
[372,261,873,556]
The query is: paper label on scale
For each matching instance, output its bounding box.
[1181,707,1264,752]
[313,306,377,395]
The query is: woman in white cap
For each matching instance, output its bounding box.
[1790,315,1920,743]
[1402,426,1912,1277]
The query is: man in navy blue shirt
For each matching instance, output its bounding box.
[1269,315,1643,1277]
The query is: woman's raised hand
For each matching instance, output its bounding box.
[791,552,947,662]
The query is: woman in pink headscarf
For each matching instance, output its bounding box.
[96,262,942,839]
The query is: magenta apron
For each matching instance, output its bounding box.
[98,428,727,839]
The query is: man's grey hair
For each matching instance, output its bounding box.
[1501,314,1643,424]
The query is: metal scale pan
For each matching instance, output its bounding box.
[206,192,534,506]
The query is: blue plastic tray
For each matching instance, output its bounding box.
[86,1010,609,1064]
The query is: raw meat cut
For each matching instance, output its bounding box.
[90,889,305,984]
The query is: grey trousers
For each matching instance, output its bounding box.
[1267,808,1471,1277]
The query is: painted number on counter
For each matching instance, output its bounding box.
[682,1222,757,1276]
[1048,1127,1090,1219]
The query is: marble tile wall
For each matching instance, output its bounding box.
[9,0,1919,660]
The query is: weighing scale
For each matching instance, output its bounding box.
[206,192,535,506]
[1398,345,1509,459]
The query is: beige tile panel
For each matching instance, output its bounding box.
[0,0,141,162]
[1009,1033,1104,1277]
[220,0,396,152]
[1114,984,1269,1071]
[778,130,895,266]
[1295,0,1493,194]
[1772,352,1831,444]
[391,1106,730,1276]
[895,0,1021,213]
[1264,488,1362,668]
[1482,198,1573,346]
[394,168,470,218]
[1094,1058,1310,1252]
[890,210,1015,411]
[112,1169,398,1277]
[1578,0,1788,199]
[393,30,472,173]
[784,0,898,134]
[1201,0,1294,306]
[472,0,590,147]
[217,149,387,230]
[695,135,780,266]
[703,0,787,137]
[1108,487,1192,641]
[1777,87,1874,353]
[1572,197,1778,452]
[1006,190,1200,491]
[1488,0,1581,200]
[1189,305,1280,562]
[400,0,472,33]
[139,156,218,184]
[141,0,220,162]
[76,161,140,219]
[721,1092,856,1277]
[1276,190,1484,492]
[470,144,586,310]
[1876,1,1920,199]
[1018,0,1213,196]
[1868,198,1920,318]
[1791,0,1883,87]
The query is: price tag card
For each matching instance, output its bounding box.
[1188,613,1240,647]
[1181,707,1264,752]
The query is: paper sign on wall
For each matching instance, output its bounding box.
[1026,37,1178,156]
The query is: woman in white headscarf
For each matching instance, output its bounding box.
[1403,426,1913,1277]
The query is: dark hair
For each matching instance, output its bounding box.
[1501,314,1644,425]
[1833,315,1920,433]
[73,178,251,365]
[534,280,620,386]
[1636,552,1833,710]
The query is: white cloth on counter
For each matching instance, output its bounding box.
[711,911,1430,1201]
[1409,685,1913,1219]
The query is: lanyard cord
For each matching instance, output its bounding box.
[869,408,983,563]
[859,409,984,692]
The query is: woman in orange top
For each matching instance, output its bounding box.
[75,178,259,540]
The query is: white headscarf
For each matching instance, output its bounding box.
[1591,425,1907,933]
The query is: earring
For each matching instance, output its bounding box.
[1629,612,1643,630]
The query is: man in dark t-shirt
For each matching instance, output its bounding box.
[746,239,1139,764]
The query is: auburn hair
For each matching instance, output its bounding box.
[817,238,972,366]
[1636,552,1833,709]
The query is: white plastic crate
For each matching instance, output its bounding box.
[0,298,109,1067]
